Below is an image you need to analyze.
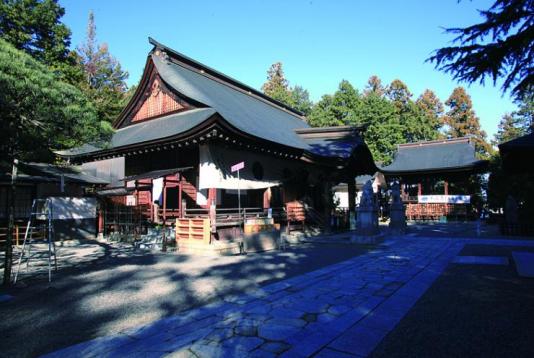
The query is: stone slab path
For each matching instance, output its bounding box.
[42,237,534,358]
[452,255,509,265]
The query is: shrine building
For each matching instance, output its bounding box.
[58,38,376,250]
[381,137,488,221]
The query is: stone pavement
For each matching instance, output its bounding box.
[41,237,533,358]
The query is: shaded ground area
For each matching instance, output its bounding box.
[406,222,504,238]
[371,244,534,358]
[0,241,369,358]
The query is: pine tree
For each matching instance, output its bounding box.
[0,39,108,285]
[76,11,129,124]
[0,0,71,66]
[444,87,492,157]
[0,0,84,84]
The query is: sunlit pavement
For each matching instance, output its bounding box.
[39,235,534,358]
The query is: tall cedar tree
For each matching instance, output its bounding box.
[261,62,293,106]
[429,0,533,100]
[387,80,440,143]
[444,87,492,158]
[416,89,445,136]
[308,80,361,127]
[77,11,129,124]
[261,62,312,115]
[0,39,108,284]
[364,75,386,97]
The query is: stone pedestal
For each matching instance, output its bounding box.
[351,180,381,244]
[389,203,406,235]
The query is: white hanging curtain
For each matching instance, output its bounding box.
[198,143,282,190]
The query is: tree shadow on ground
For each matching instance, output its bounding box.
[0,240,369,357]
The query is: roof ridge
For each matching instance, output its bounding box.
[148,37,306,120]
[398,137,471,148]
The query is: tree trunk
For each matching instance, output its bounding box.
[3,159,18,286]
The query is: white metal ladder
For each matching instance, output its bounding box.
[13,199,57,283]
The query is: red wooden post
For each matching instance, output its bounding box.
[162,177,168,252]
[178,173,183,218]
[207,188,217,207]
[162,177,167,224]
[444,180,449,196]
[98,207,104,234]
[417,183,422,196]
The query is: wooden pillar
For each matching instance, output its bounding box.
[135,180,139,205]
[263,187,271,209]
[162,178,167,224]
[207,188,217,207]
[417,183,422,196]
[347,178,356,216]
[178,173,183,218]
[98,207,104,234]
[162,177,168,252]
[444,180,449,196]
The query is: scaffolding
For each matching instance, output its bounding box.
[13,199,57,283]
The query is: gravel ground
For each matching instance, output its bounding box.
[370,244,534,358]
[0,240,369,358]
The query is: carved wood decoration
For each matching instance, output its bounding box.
[130,75,192,123]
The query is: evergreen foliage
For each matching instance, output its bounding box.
[443,87,492,158]
[429,0,533,100]
[76,11,129,124]
[261,62,312,115]
[308,77,444,164]
[0,38,110,162]
[0,0,71,67]
[416,89,445,136]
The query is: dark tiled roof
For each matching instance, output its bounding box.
[498,132,534,173]
[152,53,310,150]
[57,39,374,166]
[0,162,108,185]
[499,132,534,152]
[121,167,193,182]
[56,108,216,157]
[299,132,366,159]
[381,137,487,174]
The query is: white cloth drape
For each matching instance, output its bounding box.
[198,144,282,190]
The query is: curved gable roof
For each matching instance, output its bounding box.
[151,52,310,149]
[381,137,487,174]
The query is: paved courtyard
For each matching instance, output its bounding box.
[40,236,487,358]
[0,241,369,357]
[3,227,534,357]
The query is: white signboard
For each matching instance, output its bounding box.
[49,197,97,220]
[418,195,471,204]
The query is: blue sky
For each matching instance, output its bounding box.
[60,0,517,139]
